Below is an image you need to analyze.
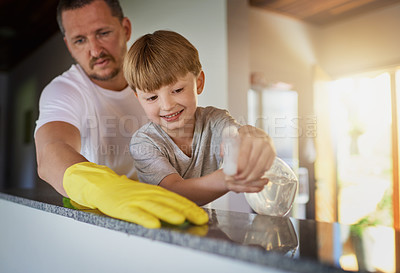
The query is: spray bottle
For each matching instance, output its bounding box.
[222,126,298,216]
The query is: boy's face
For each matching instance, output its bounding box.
[136,71,205,137]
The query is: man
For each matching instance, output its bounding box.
[34,0,208,229]
[35,0,144,196]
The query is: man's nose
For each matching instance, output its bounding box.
[88,38,103,58]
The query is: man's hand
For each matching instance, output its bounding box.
[63,162,209,229]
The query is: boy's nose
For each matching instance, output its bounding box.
[161,96,175,111]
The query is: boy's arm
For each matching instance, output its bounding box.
[159,168,270,206]
[160,170,270,205]
[159,171,228,206]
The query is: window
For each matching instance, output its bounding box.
[315,69,400,228]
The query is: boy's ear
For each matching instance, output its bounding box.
[196,71,205,95]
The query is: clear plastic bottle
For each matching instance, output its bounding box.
[222,127,298,217]
[244,157,298,216]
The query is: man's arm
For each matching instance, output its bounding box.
[35,121,87,196]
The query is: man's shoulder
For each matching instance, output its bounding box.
[47,64,88,89]
[42,64,91,98]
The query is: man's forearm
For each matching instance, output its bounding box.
[35,121,85,196]
[37,141,87,196]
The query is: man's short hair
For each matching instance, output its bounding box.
[56,0,124,35]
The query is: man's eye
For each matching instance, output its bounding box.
[147,95,158,101]
[99,31,111,37]
[74,38,85,45]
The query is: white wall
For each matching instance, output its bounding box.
[248,6,317,115]
[318,3,400,78]
[120,0,228,110]
[248,7,318,170]
[227,0,250,122]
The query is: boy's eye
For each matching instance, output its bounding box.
[174,88,183,93]
[146,95,158,101]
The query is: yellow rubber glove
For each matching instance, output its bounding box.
[63,162,209,229]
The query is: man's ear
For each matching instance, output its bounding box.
[122,17,132,41]
[196,70,205,95]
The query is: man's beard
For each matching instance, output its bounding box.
[89,67,120,81]
[81,52,120,81]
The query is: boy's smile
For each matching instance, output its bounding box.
[136,71,205,138]
[160,109,184,121]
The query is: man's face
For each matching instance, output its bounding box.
[62,0,131,85]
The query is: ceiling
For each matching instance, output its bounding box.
[0,0,399,72]
[0,0,59,72]
[249,0,400,25]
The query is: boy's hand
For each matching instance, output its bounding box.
[226,125,276,192]
[224,175,269,193]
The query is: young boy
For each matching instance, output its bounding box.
[124,30,276,206]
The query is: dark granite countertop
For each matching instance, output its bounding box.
[1,185,397,273]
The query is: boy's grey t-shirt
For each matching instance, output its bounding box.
[130,106,241,185]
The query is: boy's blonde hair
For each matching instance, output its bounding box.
[124,30,202,92]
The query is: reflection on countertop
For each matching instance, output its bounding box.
[1,185,398,273]
[210,210,298,256]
